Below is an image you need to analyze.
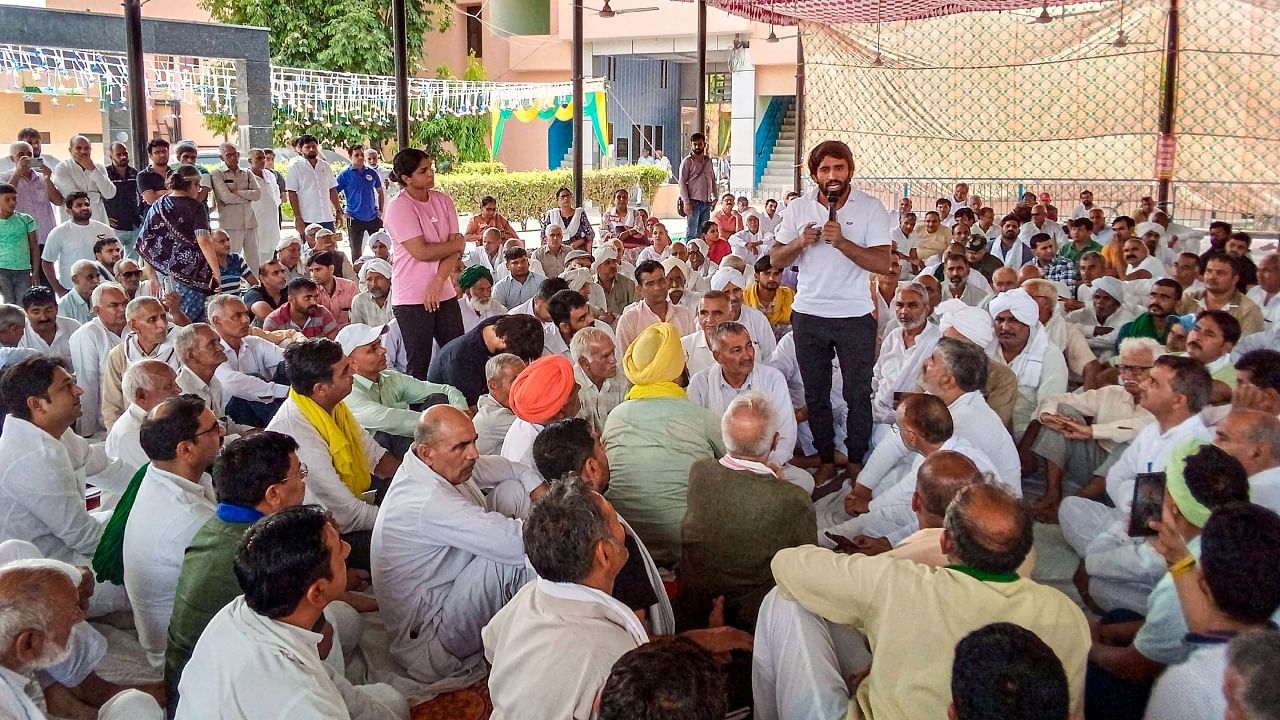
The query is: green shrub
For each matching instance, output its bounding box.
[448,161,507,175]
[436,165,669,227]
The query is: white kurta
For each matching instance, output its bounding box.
[218,335,289,402]
[122,464,216,666]
[249,168,282,269]
[870,324,940,424]
[687,362,797,466]
[68,318,124,436]
[105,403,148,473]
[266,395,387,533]
[371,452,538,688]
[500,418,542,467]
[51,158,116,223]
[177,596,409,720]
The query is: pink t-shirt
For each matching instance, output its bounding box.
[384,189,459,306]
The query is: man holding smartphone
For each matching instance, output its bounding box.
[771,140,892,494]
[1059,355,1214,614]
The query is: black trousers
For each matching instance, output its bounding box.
[393,298,465,380]
[347,216,383,259]
[791,311,877,465]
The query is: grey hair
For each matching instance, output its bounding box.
[113,258,139,275]
[721,390,778,458]
[895,281,930,304]
[172,322,213,360]
[8,141,31,158]
[485,352,526,383]
[205,293,246,321]
[711,320,750,348]
[90,281,126,309]
[1227,630,1280,720]
[933,336,989,393]
[720,255,747,273]
[942,484,1033,574]
[570,326,613,364]
[69,134,90,147]
[0,559,81,652]
[70,258,98,278]
[125,296,164,320]
[247,148,266,160]
[1118,337,1162,365]
[122,359,174,404]
[0,303,26,332]
[1080,251,1105,264]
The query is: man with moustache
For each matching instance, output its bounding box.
[263,277,339,339]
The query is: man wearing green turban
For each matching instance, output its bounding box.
[459,264,505,331]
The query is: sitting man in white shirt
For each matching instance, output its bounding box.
[19,287,80,366]
[68,281,127,436]
[571,326,625,433]
[708,265,777,361]
[728,212,767,267]
[266,338,401,568]
[0,356,132,615]
[206,294,290,427]
[105,359,181,480]
[871,282,940,434]
[1213,408,1280,510]
[1024,337,1159,523]
[501,354,581,469]
[688,320,797,470]
[371,405,543,688]
[681,290,733,377]
[1023,278,1100,387]
[122,394,222,668]
[177,504,409,720]
[753,482,1088,720]
[473,353,526,456]
[350,257,394,326]
[55,259,101,324]
[1067,275,1136,361]
[989,288,1069,437]
[101,296,177,429]
[1059,354,1213,614]
[544,288,613,358]
[173,323,251,434]
[0,558,163,720]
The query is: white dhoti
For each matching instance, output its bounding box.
[437,558,532,662]
[752,588,871,720]
[1059,497,1165,613]
[98,689,164,719]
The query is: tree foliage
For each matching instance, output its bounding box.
[199,0,450,76]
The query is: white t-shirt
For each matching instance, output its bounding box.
[773,187,891,318]
[284,158,338,224]
[41,219,115,285]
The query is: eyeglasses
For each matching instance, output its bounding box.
[1117,364,1154,374]
[282,463,309,483]
[119,271,142,279]
[192,417,227,439]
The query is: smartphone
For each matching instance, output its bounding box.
[28,156,44,168]
[1127,471,1166,537]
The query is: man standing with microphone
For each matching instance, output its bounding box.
[770,140,892,495]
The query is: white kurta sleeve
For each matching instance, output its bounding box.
[294,430,381,533]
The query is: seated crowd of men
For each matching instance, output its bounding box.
[1,140,1280,720]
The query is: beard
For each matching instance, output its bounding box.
[469,296,494,313]
[22,636,72,674]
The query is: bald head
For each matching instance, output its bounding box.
[415,404,472,447]
[943,484,1033,574]
[991,267,1019,294]
[1215,409,1280,476]
[1017,264,1042,283]
[916,450,984,522]
[414,405,480,485]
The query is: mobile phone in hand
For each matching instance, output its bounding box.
[1127,471,1166,537]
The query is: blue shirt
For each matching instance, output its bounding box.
[217,253,251,295]
[336,165,382,222]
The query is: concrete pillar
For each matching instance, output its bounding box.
[729,51,756,199]
[241,57,274,150]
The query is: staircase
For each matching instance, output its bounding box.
[758,104,799,200]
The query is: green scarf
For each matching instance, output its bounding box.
[92,463,149,585]
[945,563,1020,583]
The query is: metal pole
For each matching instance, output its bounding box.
[1155,0,1179,212]
[696,0,706,138]
[393,0,410,150]
[572,0,584,204]
[793,29,804,192]
[123,0,148,161]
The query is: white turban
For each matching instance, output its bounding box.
[988,287,1040,327]
[937,299,994,348]
[710,266,746,292]
[1091,276,1124,303]
[358,257,393,284]
[1135,221,1164,239]
[661,256,692,281]
[688,238,709,255]
[591,245,619,273]
[560,266,592,292]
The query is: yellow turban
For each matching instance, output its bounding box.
[623,322,687,400]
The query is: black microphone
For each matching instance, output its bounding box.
[826,187,840,223]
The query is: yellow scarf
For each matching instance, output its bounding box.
[625,382,687,401]
[288,389,372,497]
[744,282,794,326]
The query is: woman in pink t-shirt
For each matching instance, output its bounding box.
[382,149,468,379]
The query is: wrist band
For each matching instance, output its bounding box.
[1168,555,1196,577]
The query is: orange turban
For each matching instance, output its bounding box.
[509,355,577,424]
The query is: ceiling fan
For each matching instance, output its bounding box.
[765,24,799,43]
[1015,1,1101,24]
[1093,2,1157,47]
[579,0,658,18]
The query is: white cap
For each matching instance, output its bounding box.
[561,266,592,292]
[367,230,390,248]
[710,266,746,292]
[304,223,325,235]
[358,257,393,284]
[276,235,302,251]
[335,323,387,355]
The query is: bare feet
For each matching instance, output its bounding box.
[810,464,841,502]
